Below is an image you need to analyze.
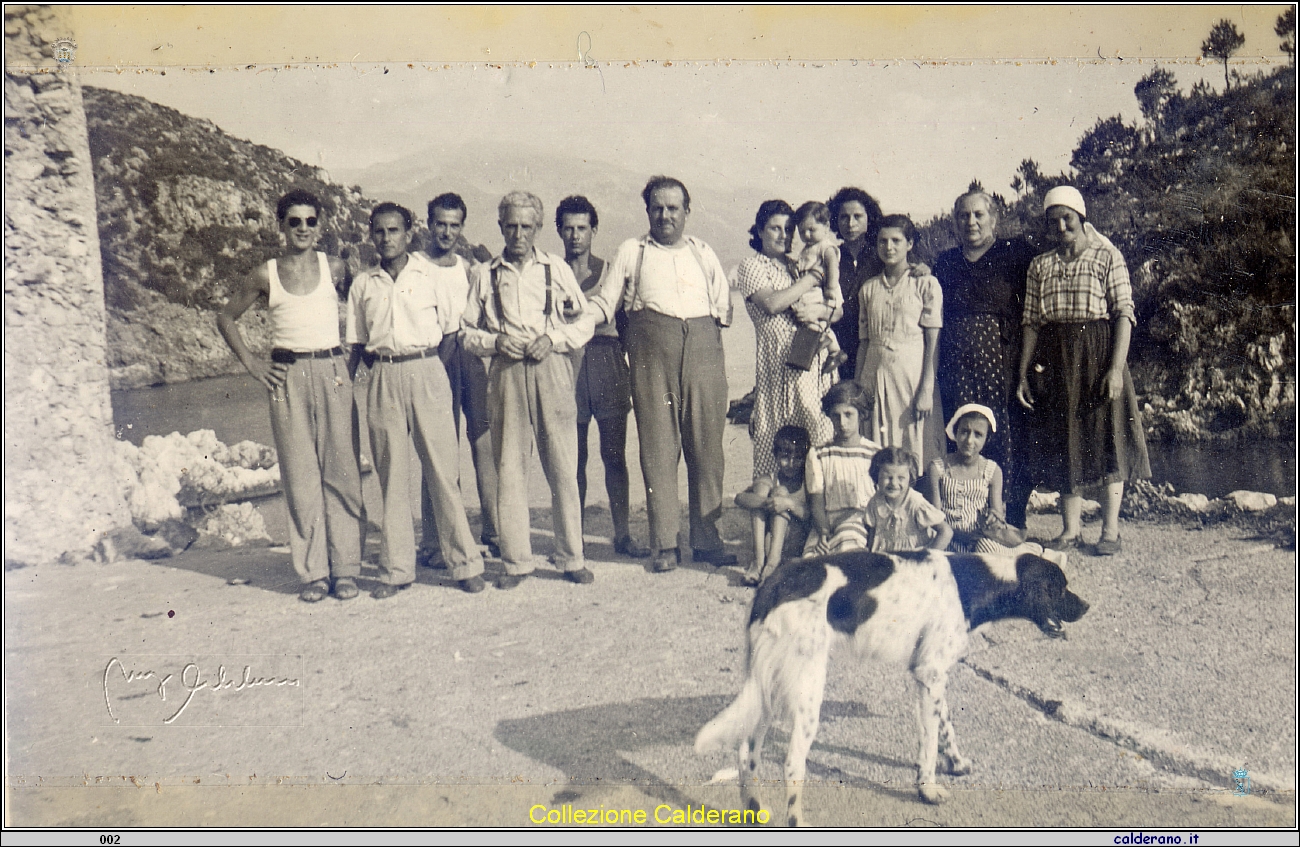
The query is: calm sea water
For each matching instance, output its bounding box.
[111,293,1295,500]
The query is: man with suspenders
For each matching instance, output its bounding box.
[217,189,366,603]
[589,176,737,574]
[461,191,596,589]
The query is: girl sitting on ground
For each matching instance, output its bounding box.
[805,381,880,555]
[925,404,1066,564]
[864,447,953,553]
[735,424,812,586]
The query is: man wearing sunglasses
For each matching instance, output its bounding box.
[217,189,367,604]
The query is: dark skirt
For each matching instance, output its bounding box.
[1026,320,1151,494]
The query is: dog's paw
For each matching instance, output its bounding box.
[918,782,950,805]
[941,753,973,776]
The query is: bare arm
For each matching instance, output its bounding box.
[987,462,1007,520]
[216,266,285,390]
[327,255,352,299]
[748,274,820,316]
[771,491,809,522]
[928,520,954,551]
[925,462,943,509]
[811,491,831,538]
[1016,325,1040,409]
[913,326,940,419]
[735,477,775,511]
[1103,316,1132,402]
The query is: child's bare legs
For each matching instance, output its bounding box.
[748,511,768,582]
[764,513,790,579]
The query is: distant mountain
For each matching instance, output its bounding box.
[333,140,778,273]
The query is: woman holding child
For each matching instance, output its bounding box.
[737,200,835,478]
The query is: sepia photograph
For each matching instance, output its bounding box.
[4,4,1296,836]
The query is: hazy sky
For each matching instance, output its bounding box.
[82,5,1288,220]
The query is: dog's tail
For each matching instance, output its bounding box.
[694,673,763,755]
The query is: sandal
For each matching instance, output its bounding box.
[332,577,359,600]
[1047,535,1082,552]
[298,579,330,603]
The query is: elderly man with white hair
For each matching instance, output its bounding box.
[462,191,596,588]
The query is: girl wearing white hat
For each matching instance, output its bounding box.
[1015,187,1151,556]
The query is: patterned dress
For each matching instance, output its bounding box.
[857,269,945,468]
[737,254,836,478]
[864,488,947,553]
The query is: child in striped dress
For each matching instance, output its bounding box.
[926,404,1065,564]
[804,381,880,555]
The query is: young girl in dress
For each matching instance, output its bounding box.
[925,404,1065,563]
[863,447,952,553]
[736,425,811,585]
[855,214,945,468]
[805,381,880,555]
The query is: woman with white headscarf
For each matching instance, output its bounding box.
[1016,186,1150,556]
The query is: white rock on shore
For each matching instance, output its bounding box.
[1226,490,1279,512]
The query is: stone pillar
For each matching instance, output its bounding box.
[4,5,131,565]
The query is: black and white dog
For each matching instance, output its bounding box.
[695,550,1089,826]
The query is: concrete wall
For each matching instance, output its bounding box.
[4,5,130,565]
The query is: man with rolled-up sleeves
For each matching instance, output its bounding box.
[588,176,736,574]
[461,191,596,589]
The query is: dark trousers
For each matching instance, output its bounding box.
[624,309,728,553]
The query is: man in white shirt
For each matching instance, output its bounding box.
[461,191,596,589]
[589,176,737,573]
[346,202,486,597]
[417,193,501,568]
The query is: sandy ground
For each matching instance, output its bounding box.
[6,307,1296,829]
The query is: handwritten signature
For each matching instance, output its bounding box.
[103,657,300,725]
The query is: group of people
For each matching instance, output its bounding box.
[218,175,1151,602]
[219,176,739,602]
[735,184,1150,584]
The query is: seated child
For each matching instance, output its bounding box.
[864,447,953,553]
[805,381,880,555]
[790,201,846,374]
[735,425,812,586]
[925,404,1067,564]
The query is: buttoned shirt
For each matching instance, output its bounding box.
[1022,228,1135,331]
[590,235,732,325]
[461,248,595,357]
[345,251,461,355]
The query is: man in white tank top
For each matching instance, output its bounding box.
[217,190,366,603]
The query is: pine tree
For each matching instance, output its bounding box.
[1201,19,1246,90]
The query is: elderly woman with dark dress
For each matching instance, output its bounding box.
[1016,186,1151,556]
[933,188,1039,529]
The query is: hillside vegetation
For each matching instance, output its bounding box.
[915,65,1296,442]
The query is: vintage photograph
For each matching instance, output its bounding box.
[4,5,1295,833]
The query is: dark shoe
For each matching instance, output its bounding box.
[1047,535,1082,552]
[565,567,595,584]
[1093,535,1123,556]
[613,536,651,558]
[652,549,679,573]
[693,547,739,567]
[332,577,359,601]
[371,582,410,600]
[496,573,527,590]
[457,575,487,593]
[481,536,501,559]
[299,579,330,603]
[417,548,445,569]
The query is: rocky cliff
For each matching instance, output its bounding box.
[84,86,383,389]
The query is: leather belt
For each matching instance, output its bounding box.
[372,347,439,364]
[271,346,343,364]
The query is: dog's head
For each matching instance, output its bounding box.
[1015,554,1089,638]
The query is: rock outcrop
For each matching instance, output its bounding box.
[4,6,133,565]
